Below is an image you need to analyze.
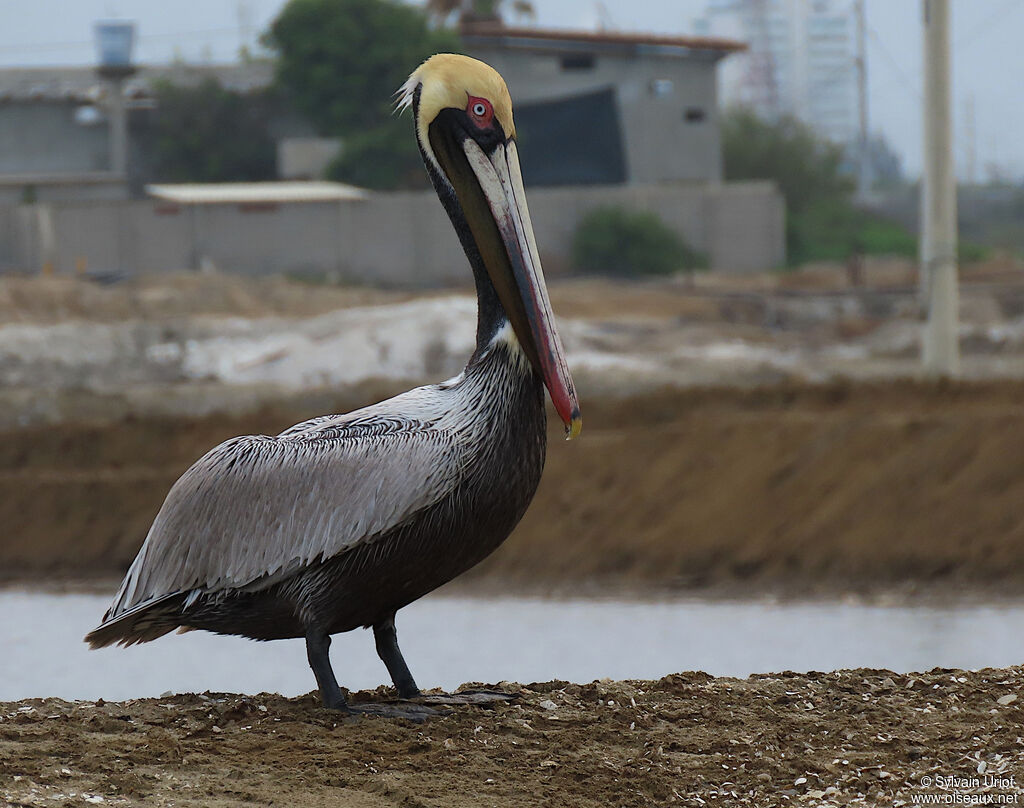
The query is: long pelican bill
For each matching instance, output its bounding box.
[428,124,582,439]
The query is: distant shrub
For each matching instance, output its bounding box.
[858,212,918,257]
[957,240,989,264]
[789,201,989,265]
[572,207,706,277]
[788,201,916,264]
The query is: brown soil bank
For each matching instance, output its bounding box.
[3,380,1024,593]
[2,668,1022,807]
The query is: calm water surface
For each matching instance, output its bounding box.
[1,590,1022,702]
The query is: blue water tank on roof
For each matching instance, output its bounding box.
[94,20,136,72]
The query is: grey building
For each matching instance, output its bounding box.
[0,30,787,274]
[0,63,275,202]
[0,100,108,177]
[696,0,859,147]
[0,32,744,191]
[461,23,745,186]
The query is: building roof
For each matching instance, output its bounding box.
[460,22,747,57]
[145,182,368,205]
[0,62,273,103]
[0,171,127,187]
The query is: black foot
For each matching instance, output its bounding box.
[415,689,518,706]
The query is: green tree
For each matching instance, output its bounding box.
[326,122,428,189]
[722,108,922,265]
[140,79,279,182]
[722,109,852,217]
[265,0,459,189]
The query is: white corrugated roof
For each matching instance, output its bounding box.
[145,181,369,204]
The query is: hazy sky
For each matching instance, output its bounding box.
[0,0,1020,180]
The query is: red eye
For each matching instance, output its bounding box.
[467,95,494,129]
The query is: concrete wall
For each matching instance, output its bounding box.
[277,138,343,180]
[0,102,109,175]
[465,45,723,185]
[0,181,784,280]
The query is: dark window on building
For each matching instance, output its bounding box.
[560,53,595,71]
[684,107,706,123]
[514,88,626,186]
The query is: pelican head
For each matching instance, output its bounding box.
[399,54,581,439]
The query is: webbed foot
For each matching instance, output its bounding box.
[415,689,518,706]
[343,701,445,722]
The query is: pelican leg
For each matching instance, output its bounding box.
[373,616,515,707]
[373,615,420,699]
[305,627,346,710]
[306,625,439,721]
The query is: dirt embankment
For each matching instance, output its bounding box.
[4,380,1024,594]
[0,273,421,325]
[2,668,1022,807]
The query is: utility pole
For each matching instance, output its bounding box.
[854,0,870,199]
[963,94,976,186]
[105,80,129,176]
[920,0,959,376]
[237,1,254,60]
[94,20,137,179]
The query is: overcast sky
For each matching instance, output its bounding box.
[0,0,1020,181]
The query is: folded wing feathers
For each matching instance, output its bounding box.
[106,390,467,619]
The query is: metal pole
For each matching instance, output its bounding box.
[921,0,959,377]
[37,204,56,276]
[854,0,870,199]
[963,94,976,185]
[107,78,128,176]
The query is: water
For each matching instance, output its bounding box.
[1,590,1022,702]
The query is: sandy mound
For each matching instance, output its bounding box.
[5,381,1024,596]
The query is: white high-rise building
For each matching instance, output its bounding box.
[695,0,858,146]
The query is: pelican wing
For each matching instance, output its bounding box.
[107,394,466,618]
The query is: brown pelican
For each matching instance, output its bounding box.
[85,54,581,718]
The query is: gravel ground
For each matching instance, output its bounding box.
[2,667,1022,807]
